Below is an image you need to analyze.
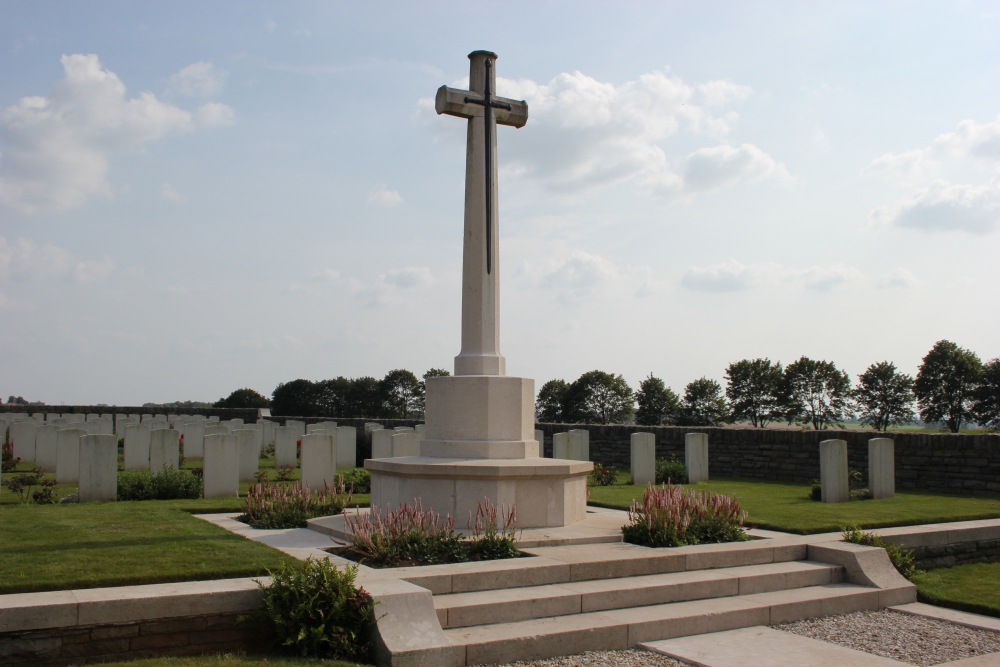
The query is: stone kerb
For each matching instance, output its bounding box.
[869,437,895,499]
[820,439,849,503]
[78,434,117,503]
[630,432,655,486]
[685,432,709,483]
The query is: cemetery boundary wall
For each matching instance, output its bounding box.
[534,423,1000,496]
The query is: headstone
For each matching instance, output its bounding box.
[535,429,545,457]
[371,429,393,459]
[300,433,336,491]
[414,424,426,438]
[32,413,45,424]
[149,429,180,473]
[205,425,228,437]
[124,423,152,471]
[869,438,895,499]
[275,425,298,468]
[390,431,421,457]
[86,413,99,422]
[184,421,206,459]
[97,415,114,436]
[336,426,357,468]
[820,439,849,503]
[307,421,338,434]
[140,414,153,423]
[364,422,383,434]
[10,420,37,462]
[230,418,244,428]
[286,419,305,438]
[234,429,259,483]
[168,414,181,424]
[203,434,239,499]
[261,420,276,449]
[34,424,59,472]
[150,421,170,431]
[56,428,86,484]
[568,429,590,461]
[552,431,570,459]
[630,432,656,486]
[394,426,414,432]
[154,414,167,422]
[78,434,117,503]
[242,424,262,460]
[685,433,709,483]
[129,413,141,422]
[207,416,220,423]
[114,414,130,436]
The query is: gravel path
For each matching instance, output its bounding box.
[486,649,689,667]
[777,609,1000,666]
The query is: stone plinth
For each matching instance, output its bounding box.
[56,428,86,484]
[301,433,336,491]
[869,438,895,499]
[337,426,357,468]
[367,457,591,528]
[34,424,59,472]
[79,434,117,503]
[235,429,259,483]
[372,429,393,459]
[820,439,849,503]
[685,433,710,483]
[630,432,655,486]
[275,425,298,468]
[204,434,239,499]
[150,429,180,473]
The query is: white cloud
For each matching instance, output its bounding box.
[877,268,921,289]
[311,268,341,282]
[166,62,225,97]
[0,54,235,214]
[929,115,1000,162]
[195,102,235,126]
[0,236,115,284]
[680,143,790,194]
[869,181,999,234]
[539,250,618,303]
[368,184,402,207]
[421,68,783,200]
[865,149,939,182]
[160,182,186,202]
[264,18,277,33]
[352,267,434,306]
[681,260,863,293]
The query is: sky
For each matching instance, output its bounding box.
[1,1,998,406]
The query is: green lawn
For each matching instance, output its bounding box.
[98,655,371,667]
[587,476,1000,534]
[1,454,369,594]
[913,562,1000,618]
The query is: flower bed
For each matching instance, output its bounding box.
[622,483,750,548]
[238,478,353,529]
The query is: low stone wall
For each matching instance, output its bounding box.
[535,424,1000,496]
[1,612,242,666]
[876,521,1000,571]
[909,538,1000,570]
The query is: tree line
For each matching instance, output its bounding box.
[535,340,1000,433]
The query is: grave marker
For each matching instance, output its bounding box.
[124,423,151,471]
[869,437,895,499]
[300,433,336,491]
[685,433,709,483]
[78,434,117,503]
[149,429,180,472]
[631,432,656,486]
[34,424,59,472]
[56,428,86,484]
[336,425,357,468]
[275,425,298,468]
[203,434,239,499]
[234,429,259,483]
[10,420,37,462]
[820,439,849,503]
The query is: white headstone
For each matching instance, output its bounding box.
[372,429,393,459]
[184,421,206,459]
[154,414,167,422]
[234,429,259,483]
[300,433,336,491]
[390,431,421,457]
[307,421,338,434]
[140,414,153,423]
[56,428,86,484]
[286,420,305,438]
[10,420,36,463]
[364,422,383,434]
[274,425,298,468]
[820,439,849,503]
[231,418,244,428]
[414,423,426,438]
[685,433,709,483]
[203,434,239,499]
[205,424,227,437]
[552,431,570,459]
[124,423,152,471]
[86,413,99,422]
[336,426,357,468]
[568,429,590,461]
[630,432,656,486]
[78,434,117,503]
[869,437,895,500]
[115,414,128,434]
[207,416,220,423]
[32,413,45,424]
[150,429,180,473]
[261,420,276,448]
[34,424,59,472]
[97,415,114,436]
[150,421,170,431]
[535,429,545,457]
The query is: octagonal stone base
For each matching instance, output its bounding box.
[366,456,592,528]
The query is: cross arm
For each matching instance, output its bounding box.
[435,86,529,128]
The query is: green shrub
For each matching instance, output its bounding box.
[2,469,54,504]
[241,557,375,661]
[341,468,371,494]
[117,466,202,501]
[589,463,617,486]
[623,483,750,548]
[809,482,822,501]
[239,479,352,529]
[842,524,917,579]
[655,456,688,484]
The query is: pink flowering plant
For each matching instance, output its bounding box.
[240,478,353,529]
[622,483,749,548]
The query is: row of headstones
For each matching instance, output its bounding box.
[819,437,895,503]
[539,429,709,485]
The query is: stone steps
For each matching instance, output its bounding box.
[445,582,881,666]
[434,560,844,629]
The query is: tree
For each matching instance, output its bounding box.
[677,377,729,426]
[563,371,635,424]
[973,358,1000,431]
[271,379,320,417]
[634,374,680,425]
[314,377,352,417]
[855,361,916,432]
[380,369,422,419]
[783,357,852,430]
[214,388,271,409]
[915,340,983,433]
[346,376,383,418]
[724,358,784,427]
[535,380,569,422]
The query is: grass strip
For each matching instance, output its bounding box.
[913,562,1000,619]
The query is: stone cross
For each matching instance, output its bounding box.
[436,50,528,377]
